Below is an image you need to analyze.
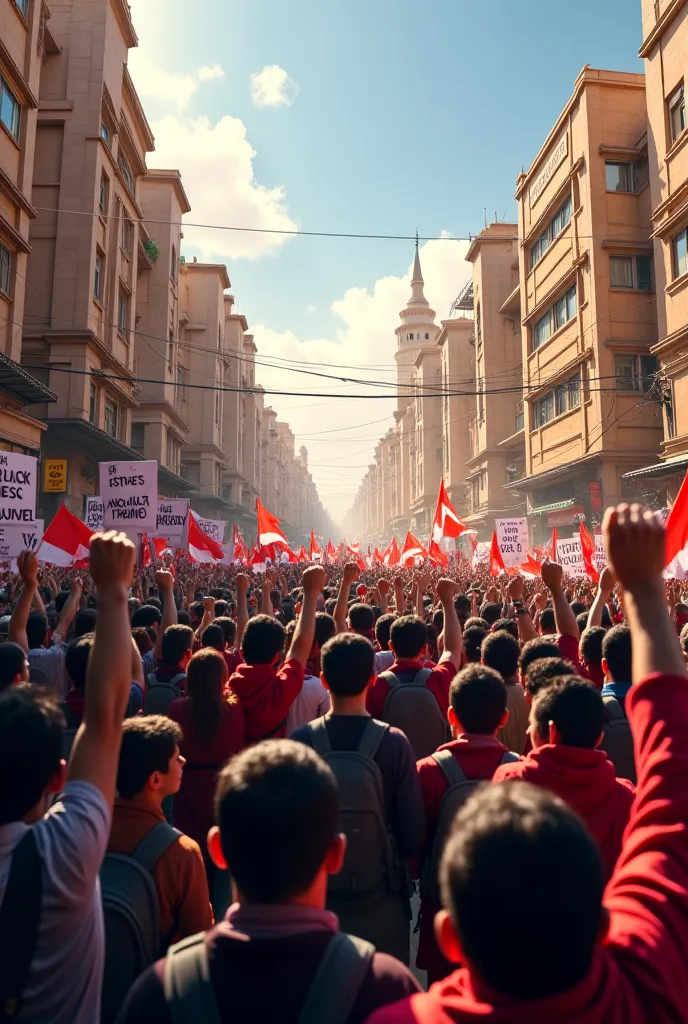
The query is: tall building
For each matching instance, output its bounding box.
[627,0,688,503]
[436,295,474,520]
[464,223,525,538]
[512,67,662,542]
[0,0,58,457]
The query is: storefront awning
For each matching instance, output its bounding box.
[622,455,688,480]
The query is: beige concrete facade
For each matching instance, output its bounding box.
[628,0,688,504]
[437,314,474,520]
[0,0,57,458]
[514,67,662,542]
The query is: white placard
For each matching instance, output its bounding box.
[85,497,104,532]
[100,461,157,533]
[0,520,43,560]
[156,499,189,547]
[495,518,529,568]
[556,537,586,576]
[0,452,37,523]
[194,516,225,544]
[593,534,606,574]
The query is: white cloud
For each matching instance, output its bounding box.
[250,65,299,108]
[252,238,471,523]
[128,52,226,113]
[306,304,316,313]
[197,64,225,82]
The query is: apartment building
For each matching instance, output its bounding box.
[464,224,526,538]
[626,0,688,504]
[436,305,474,522]
[0,0,57,457]
[513,66,662,543]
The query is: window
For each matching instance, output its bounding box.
[215,393,221,424]
[609,255,653,291]
[217,324,221,351]
[533,371,581,427]
[530,194,573,268]
[424,332,429,340]
[515,409,524,432]
[117,289,129,335]
[176,365,186,400]
[104,398,118,438]
[673,228,688,279]
[669,84,686,143]
[118,151,134,194]
[605,160,649,193]
[94,253,103,300]
[89,383,96,424]
[408,333,414,340]
[477,376,485,421]
[13,0,29,16]
[532,285,577,350]
[614,354,658,393]
[171,245,177,281]
[98,173,109,217]
[121,212,133,256]
[100,122,110,147]
[476,301,482,347]
[0,76,21,142]
[0,243,10,297]
[166,430,179,471]
[130,423,145,455]
[167,332,174,368]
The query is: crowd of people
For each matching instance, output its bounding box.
[1,503,688,1022]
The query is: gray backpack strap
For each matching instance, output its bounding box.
[499,751,520,766]
[379,671,400,690]
[298,933,375,1024]
[412,668,433,686]
[147,672,157,687]
[307,717,332,757]
[603,695,626,721]
[132,822,182,872]
[164,933,221,1024]
[356,719,388,759]
[432,748,466,786]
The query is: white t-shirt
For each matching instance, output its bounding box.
[287,674,331,734]
[0,781,110,1022]
[374,650,395,674]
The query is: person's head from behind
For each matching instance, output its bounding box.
[538,608,556,635]
[464,617,489,632]
[214,599,228,618]
[116,715,184,803]
[210,739,343,905]
[347,602,374,637]
[479,602,502,627]
[26,611,49,650]
[601,624,632,684]
[375,612,396,652]
[132,626,153,656]
[530,677,603,749]
[160,624,194,669]
[242,614,286,666]
[73,608,97,638]
[0,642,30,693]
[579,627,606,675]
[576,612,590,633]
[571,601,586,617]
[449,665,508,738]
[131,604,161,633]
[523,656,576,704]
[436,782,605,998]
[201,623,226,652]
[518,637,560,686]
[454,594,471,627]
[214,616,237,650]
[389,614,428,661]
[65,633,93,693]
[186,647,229,745]
[320,633,375,700]
[0,688,66,824]
[312,612,336,662]
[490,618,518,639]
[463,625,488,664]
[481,631,519,683]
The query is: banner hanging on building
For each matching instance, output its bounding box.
[0,520,44,560]
[85,497,104,532]
[156,499,189,548]
[99,461,157,533]
[495,518,529,568]
[194,516,225,544]
[0,452,37,523]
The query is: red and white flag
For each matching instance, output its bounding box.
[232,523,249,563]
[348,541,360,554]
[346,545,366,571]
[579,521,600,583]
[325,539,337,563]
[489,530,506,577]
[428,538,449,568]
[256,498,289,548]
[309,530,322,561]
[431,479,472,543]
[383,536,400,566]
[400,531,428,566]
[40,505,93,567]
[188,512,225,563]
[549,526,559,562]
[373,546,384,565]
[665,471,688,568]
[297,545,309,562]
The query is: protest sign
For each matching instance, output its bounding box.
[556,537,586,576]
[0,520,43,560]
[0,452,37,523]
[194,516,225,544]
[85,497,104,532]
[99,461,157,533]
[594,534,606,574]
[156,499,189,548]
[495,518,529,568]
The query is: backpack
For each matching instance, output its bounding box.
[163,930,375,1024]
[600,695,636,784]
[100,821,181,1023]
[419,748,519,903]
[379,669,449,759]
[0,830,42,1022]
[144,672,186,715]
[307,717,401,897]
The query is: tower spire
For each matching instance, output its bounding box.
[409,236,428,307]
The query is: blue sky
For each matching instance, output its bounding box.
[129,0,645,523]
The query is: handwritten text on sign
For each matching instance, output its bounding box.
[99,461,157,533]
[157,499,189,547]
[85,497,104,532]
[0,521,44,559]
[495,518,529,568]
[0,453,37,523]
[195,517,225,544]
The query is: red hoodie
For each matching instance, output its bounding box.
[366,672,688,1024]
[492,744,634,880]
[229,657,304,746]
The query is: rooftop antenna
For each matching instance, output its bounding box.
[415,228,419,249]
[483,207,487,229]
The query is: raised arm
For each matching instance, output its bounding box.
[588,565,616,629]
[334,563,359,634]
[541,560,580,640]
[67,531,136,805]
[394,575,404,614]
[436,578,462,667]
[261,578,274,616]
[377,577,390,613]
[54,576,82,641]
[235,574,249,651]
[508,576,537,642]
[288,565,325,667]
[154,569,178,661]
[8,550,39,652]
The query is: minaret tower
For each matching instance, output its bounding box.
[394,236,438,410]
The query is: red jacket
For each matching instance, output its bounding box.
[366,659,457,720]
[367,672,688,1024]
[492,744,634,880]
[229,658,305,745]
